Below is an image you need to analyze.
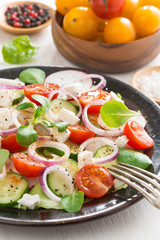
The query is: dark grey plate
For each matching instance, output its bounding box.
[0,66,160,226]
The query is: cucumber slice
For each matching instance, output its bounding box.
[65,140,79,161]
[0,173,29,207]
[29,182,62,209]
[93,145,114,158]
[47,171,72,198]
[47,159,78,198]
[61,159,78,180]
[50,99,78,116]
[93,145,118,168]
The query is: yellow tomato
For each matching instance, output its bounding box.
[121,0,140,19]
[89,32,105,43]
[104,17,136,44]
[132,6,160,37]
[98,18,109,32]
[139,0,160,9]
[63,7,99,40]
[55,0,89,15]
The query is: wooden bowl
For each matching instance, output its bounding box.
[0,1,54,34]
[132,66,160,105]
[52,11,160,73]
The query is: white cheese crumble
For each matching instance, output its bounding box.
[0,108,14,130]
[50,126,71,143]
[78,151,94,169]
[58,108,80,125]
[115,135,129,148]
[64,83,85,97]
[17,193,40,210]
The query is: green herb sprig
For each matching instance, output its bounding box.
[16,95,50,147]
[2,35,38,64]
[61,191,84,213]
[16,95,69,147]
[100,100,141,128]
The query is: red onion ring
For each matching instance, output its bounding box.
[39,165,74,203]
[12,110,22,128]
[0,165,7,179]
[79,137,119,165]
[0,128,18,136]
[38,135,55,141]
[82,74,107,92]
[48,89,82,118]
[0,79,25,90]
[28,140,70,165]
[82,101,124,137]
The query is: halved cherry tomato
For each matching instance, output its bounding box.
[23,83,60,105]
[13,153,46,178]
[124,120,154,149]
[76,164,114,198]
[1,134,27,153]
[79,90,111,114]
[68,124,95,144]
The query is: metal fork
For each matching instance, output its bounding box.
[108,163,160,209]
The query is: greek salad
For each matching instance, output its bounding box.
[0,68,154,212]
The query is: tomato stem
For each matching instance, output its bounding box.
[103,0,108,12]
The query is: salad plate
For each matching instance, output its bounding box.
[0,66,160,226]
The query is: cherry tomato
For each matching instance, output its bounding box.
[132,6,160,37]
[124,120,154,149]
[121,0,140,19]
[63,7,99,40]
[91,0,125,19]
[104,17,136,44]
[139,0,160,9]
[76,164,114,198]
[68,124,96,144]
[55,0,89,15]
[79,90,111,114]
[1,134,27,153]
[13,153,46,178]
[23,83,60,104]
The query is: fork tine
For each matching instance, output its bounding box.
[112,163,160,190]
[117,162,160,182]
[108,168,156,205]
[108,166,158,197]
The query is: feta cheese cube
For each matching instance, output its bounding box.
[114,178,126,190]
[64,83,85,97]
[0,108,14,130]
[115,135,129,148]
[58,108,80,125]
[78,151,94,169]
[110,91,124,103]
[17,194,40,210]
[49,126,71,143]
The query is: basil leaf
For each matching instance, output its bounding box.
[44,122,69,133]
[31,95,50,114]
[117,148,153,170]
[100,100,141,128]
[34,107,44,120]
[61,191,84,213]
[16,124,38,147]
[0,149,9,172]
[12,94,25,105]
[2,35,38,64]
[19,68,46,84]
[16,102,36,111]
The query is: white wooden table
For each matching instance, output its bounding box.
[0,0,160,239]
